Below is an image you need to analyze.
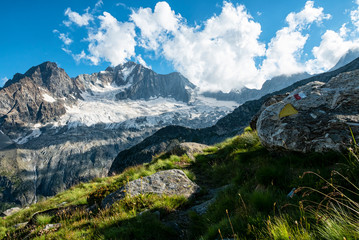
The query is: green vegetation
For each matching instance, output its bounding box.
[36,214,53,226]
[0,129,358,239]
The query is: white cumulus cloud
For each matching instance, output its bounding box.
[305,29,358,73]
[132,1,265,91]
[286,1,331,30]
[64,8,93,27]
[305,2,359,74]
[260,1,331,82]
[85,12,137,65]
[131,1,180,51]
[53,30,73,45]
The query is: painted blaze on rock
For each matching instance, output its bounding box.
[257,70,359,153]
[102,169,200,208]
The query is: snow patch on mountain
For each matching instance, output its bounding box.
[58,95,237,130]
[42,93,56,103]
[14,128,42,144]
[122,65,136,81]
[45,79,239,130]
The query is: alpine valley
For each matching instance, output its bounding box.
[0,61,238,208]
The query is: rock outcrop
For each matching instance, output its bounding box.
[102,169,200,208]
[256,70,359,152]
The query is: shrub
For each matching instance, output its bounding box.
[36,214,53,225]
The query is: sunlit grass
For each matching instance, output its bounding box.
[1,129,358,239]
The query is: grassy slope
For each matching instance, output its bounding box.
[0,129,358,239]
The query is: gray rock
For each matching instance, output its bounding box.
[257,70,359,153]
[102,169,200,208]
[250,93,289,130]
[13,222,27,229]
[2,207,21,217]
[190,198,216,215]
[169,142,209,160]
[0,62,79,134]
[43,223,61,231]
[190,185,230,215]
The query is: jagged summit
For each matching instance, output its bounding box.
[5,62,67,88]
[0,61,77,131]
[105,61,138,71]
[76,61,196,103]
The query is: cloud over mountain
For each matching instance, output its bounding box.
[57,1,359,92]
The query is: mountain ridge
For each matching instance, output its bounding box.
[202,72,311,104]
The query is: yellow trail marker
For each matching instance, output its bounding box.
[279,103,298,118]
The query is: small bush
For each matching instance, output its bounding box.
[36,214,53,225]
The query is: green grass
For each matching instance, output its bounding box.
[0,151,193,239]
[1,129,358,239]
[36,214,53,226]
[266,216,312,240]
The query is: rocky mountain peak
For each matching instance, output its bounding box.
[105,61,138,72]
[78,61,196,103]
[4,61,78,99]
[0,62,82,133]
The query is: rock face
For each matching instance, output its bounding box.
[102,169,200,208]
[0,62,79,137]
[256,70,359,152]
[75,61,196,103]
[109,57,359,175]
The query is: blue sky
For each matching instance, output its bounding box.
[1,0,359,91]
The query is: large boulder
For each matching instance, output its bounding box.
[257,70,359,153]
[102,169,200,208]
[169,142,208,161]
